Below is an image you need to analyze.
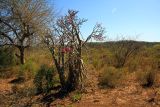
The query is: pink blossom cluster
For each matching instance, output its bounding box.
[93,34,105,41]
[66,10,77,24]
[67,16,72,24]
[61,47,73,53]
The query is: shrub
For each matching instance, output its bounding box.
[136,67,156,87]
[110,40,140,68]
[127,58,139,72]
[92,55,108,71]
[99,66,123,88]
[0,47,16,68]
[92,59,103,70]
[34,64,55,94]
[18,59,38,79]
[71,92,82,102]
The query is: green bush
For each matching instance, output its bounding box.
[0,47,16,68]
[71,92,82,102]
[18,59,38,79]
[34,64,55,94]
[136,67,156,87]
[99,66,123,88]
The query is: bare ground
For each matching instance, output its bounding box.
[1,70,160,107]
[51,70,160,107]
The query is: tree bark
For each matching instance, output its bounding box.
[52,55,66,88]
[59,68,66,88]
[66,62,77,91]
[65,44,82,91]
[19,47,25,65]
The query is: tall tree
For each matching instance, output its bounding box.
[0,0,51,64]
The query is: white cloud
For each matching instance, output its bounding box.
[112,8,117,14]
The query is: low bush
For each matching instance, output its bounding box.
[0,47,16,68]
[136,67,156,87]
[92,59,103,70]
[99,66,123,88]
[71,92,82,102]
[18,59,38,79]
[127,58,139,72]
[34,64,56,94]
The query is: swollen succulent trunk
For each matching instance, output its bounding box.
[65,46,82,91]
[51,55,66,88]
[45,10,105,93]
[58,67,66,89]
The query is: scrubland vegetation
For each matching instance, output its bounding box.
[1,41,160,106]
[1,0,160,107]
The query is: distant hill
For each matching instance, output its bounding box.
[87,41,160,48]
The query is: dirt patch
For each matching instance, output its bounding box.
[1,70,160,107]
[51,72,160,107]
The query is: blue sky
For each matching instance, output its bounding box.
[49,0,160,42]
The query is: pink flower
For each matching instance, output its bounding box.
[93,34,105,41]
[67,16,72,24]
[61,47,73,53]
[61,48,66,53]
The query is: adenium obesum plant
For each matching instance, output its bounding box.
[45,10,106,92]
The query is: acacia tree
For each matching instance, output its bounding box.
[111,37,140,68]
[0,0,50,64]
[44,10,105,91]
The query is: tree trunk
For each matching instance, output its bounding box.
[19,47,25,64]
[52,55,66,88]
[65,44,82,91]
[66,63,78,91]
[59,68,66,88]
[61,49,66,88]
[76,43,83,89]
